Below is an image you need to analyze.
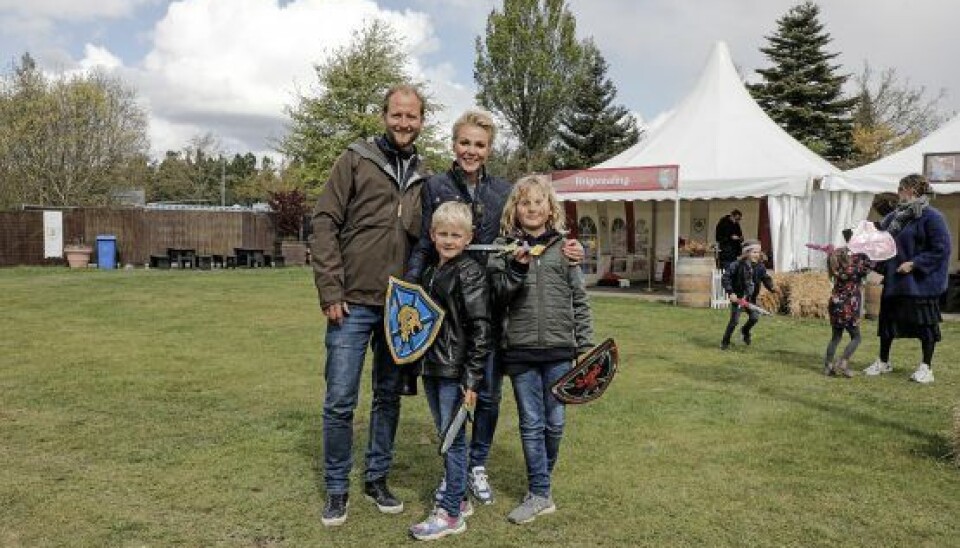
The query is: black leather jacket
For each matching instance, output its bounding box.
[419,254,492,391]
[721,258,774,303]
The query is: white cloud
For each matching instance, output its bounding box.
[78,44,122,71]
[134,0,458,157]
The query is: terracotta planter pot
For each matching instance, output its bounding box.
[64,245,93,268]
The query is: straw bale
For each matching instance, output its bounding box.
[761,271,833,319]
[785,271,832,319]
[758,272,789,314]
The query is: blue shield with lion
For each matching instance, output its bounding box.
[384,276,445,365]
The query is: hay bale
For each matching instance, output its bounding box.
[785,271,832,319]
[758,272,789,314]
[761,271,833,319]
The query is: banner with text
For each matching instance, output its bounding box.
[551,165,679,193]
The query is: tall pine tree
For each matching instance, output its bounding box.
[748,1,856,163]
[553,40,640,170]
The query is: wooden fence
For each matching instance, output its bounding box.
[0,208,278,267]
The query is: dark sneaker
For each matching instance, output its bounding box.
[720,342,730,350]
[364,479,404,514]
[321,493,348,527]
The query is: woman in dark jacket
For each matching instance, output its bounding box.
[863,174,952,384]
[405,110,582,506]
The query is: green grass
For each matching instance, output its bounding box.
[1,267,958,547]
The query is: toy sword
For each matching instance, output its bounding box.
[438,398,474,456]
[466,242,547,256]
[737,298,772,316]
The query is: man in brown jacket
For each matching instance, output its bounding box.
[311,85,427,527]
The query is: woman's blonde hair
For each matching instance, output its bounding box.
[500,174,566,236]
[432,201,473,233]
[451,109,496,147]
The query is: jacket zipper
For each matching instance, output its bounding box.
[536,255,545,345]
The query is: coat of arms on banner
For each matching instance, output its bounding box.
[384,276,445,365]
[550,338,619,404]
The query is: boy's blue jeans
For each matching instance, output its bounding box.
[423,376,468,517]
[510,360,571,498]
[469,352,502,470]
[722,302,760,345]
[322,304,401,495]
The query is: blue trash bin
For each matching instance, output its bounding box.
[96,235,117,270]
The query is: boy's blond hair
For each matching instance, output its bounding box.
[500,174,566,236]
[432,201,473,232]
[452,109,496,147]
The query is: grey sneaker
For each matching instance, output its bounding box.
[507,492,556,524]
[468,466,494,505]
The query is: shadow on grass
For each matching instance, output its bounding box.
[290,397,534,509]
[676,364,953,463]
[769,388,953,462]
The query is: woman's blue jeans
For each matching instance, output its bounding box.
[469,352,502,469]
[510,360,571,497]
[322,304,401,495]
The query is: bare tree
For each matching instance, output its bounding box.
[0,54,149,208]
[850,62,950,167]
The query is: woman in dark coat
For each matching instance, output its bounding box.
[863,174,952,384]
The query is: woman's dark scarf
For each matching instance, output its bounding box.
[884,195,929,236]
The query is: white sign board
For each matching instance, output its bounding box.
[43,211,63,258]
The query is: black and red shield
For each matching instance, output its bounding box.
[550,338,618,404]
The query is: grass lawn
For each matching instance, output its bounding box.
[1,267,958,547]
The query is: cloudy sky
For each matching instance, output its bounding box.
[1,0,957,161]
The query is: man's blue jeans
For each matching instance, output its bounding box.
[469,351,502,470]
[422,376,468,517]
[510,360,571,498]
[322,304,401,495]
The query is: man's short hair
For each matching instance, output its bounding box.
[432,201,473,232]
[731,209,742,217]
[382,84,426,117]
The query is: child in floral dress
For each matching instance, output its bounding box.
[823,229,873,377]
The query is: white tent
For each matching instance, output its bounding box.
[574,41,864,270]
[823,113,960,194]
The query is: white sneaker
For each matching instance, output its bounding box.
[863,359,893,376]
[467,466,494,505]
[910,363,935,384]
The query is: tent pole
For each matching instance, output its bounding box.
[647,201,656,292]
[673,187,680,304]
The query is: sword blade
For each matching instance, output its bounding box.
[438,404,471,455]
[465,243,512,252]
